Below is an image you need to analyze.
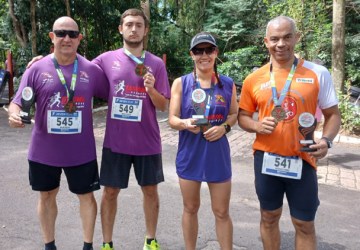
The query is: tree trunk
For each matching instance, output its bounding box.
[331,0,345,92]
[141,0,150,50]
[65,0,71,16]
[8,0,28,48]
[30,0,37,56]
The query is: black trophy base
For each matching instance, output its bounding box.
[21,116,32,124]
[300,147,317,152]
[194,118,209,126]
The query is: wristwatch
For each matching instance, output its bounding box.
[321,137,333,148]
[222,123,231,134]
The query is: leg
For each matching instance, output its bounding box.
[208,181,233,250]
[141,184,160,239]
[77,192,97,243]
[178,178,201,250]
[260,208,282,250]
[101,187,121,243]
[37,188,59,244]
[291,217,316,250]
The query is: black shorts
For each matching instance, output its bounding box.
[100,147,164,188]
[254,150,320,221]
[29,160,100,194]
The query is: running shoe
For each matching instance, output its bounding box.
[143,237,161,250]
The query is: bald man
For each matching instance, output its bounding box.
[8,16,109,250]
[238,16,340,249]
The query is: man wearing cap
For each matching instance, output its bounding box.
[169,31,238,249]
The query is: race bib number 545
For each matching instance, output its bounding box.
[47,110,82,134]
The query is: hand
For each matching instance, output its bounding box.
[143,72,155,92]
[256,116,278,134]
[308,140,329,159]
[26,55,44,69]
[184,118,200,134]
[203,125,226,142]
[8,112,25,128]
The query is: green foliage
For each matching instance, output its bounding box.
[264,0,332,65]
[337,88,360,134]
[217,46,267,83]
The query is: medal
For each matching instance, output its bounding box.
[65,101,76,113]
[135,64,148,76]
[192,89,206,103]
[271,106,286,121]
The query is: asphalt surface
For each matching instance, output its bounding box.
[0,107,359,250]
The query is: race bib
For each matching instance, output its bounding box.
[111,97,143,122]
[47,110,82,134]
[262,152,303,180]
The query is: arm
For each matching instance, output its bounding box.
[144,72,169,112]
[8,102,25,128]
[238,109,278,134]
[168,77,199,133]
[309,105,341,158]
[203,84,238,141]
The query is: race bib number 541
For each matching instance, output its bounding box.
[262,152,303,179]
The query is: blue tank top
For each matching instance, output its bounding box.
[176,73,234,182]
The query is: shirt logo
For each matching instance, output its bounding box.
[79,71,89,83]
[296,78,314,84]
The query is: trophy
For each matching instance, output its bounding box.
[191,88,209,126]
[298,112,317,152]
[20,86,35,124]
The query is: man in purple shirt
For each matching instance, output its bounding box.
[93,8,170,250]
[8,16,108,250]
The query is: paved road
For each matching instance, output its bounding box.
[0,107,359,249]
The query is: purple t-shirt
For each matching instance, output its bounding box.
[176,73,234,182]
[92,48,170,155]
[13,54,109,167]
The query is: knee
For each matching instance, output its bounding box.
[183,202,200,215]
[212,207,230,221]
[103,187,120,201]
[39,189,58,203]
[292,219,315,235]
[261,209,282,228]
[142,185,158,199]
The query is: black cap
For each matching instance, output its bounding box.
[190,32,217,51]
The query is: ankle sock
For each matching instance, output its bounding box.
[146,238,156,245]
[103,241,113,248]
[44,240,56,250]
[83,242,93,250]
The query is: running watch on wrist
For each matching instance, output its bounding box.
[321,137,333,148]
[222,123,231,134]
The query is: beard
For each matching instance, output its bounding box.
[124,37,144,48]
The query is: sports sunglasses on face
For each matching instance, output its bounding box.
[53,30,80,38]
[191,47,216,56]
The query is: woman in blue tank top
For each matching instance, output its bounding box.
[169,32,238,249]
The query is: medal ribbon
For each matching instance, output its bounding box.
[124,49,146,65]
[270,57,298,106]
[51,54,78,102]
[194,73,216,119]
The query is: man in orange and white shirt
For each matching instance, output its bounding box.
[238,16,341,250]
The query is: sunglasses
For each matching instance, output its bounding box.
[191,47,216,56]
[53,30,80,38]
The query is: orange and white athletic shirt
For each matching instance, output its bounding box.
[239,59,338,168]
